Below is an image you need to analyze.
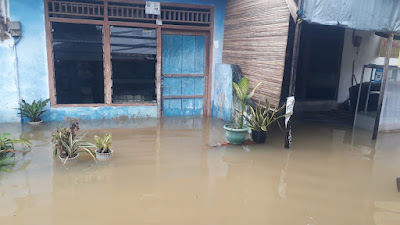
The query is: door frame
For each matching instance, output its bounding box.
[160,29,211,116]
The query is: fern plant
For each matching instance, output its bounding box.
[94,134,112,153]
[232,78,261,129]
[17,99,50,122]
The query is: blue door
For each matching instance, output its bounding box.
[162,34,207,116]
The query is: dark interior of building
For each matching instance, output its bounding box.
[111,26,157,103]
[53,22,105,104]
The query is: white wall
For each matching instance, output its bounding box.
[337,29,398,103]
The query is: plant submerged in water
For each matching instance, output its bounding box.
[94,134,112,154]
[0,133,31,170]
[232,78,262,129]
[17,99,50,122]
[52,122,96,163]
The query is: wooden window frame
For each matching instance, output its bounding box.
[44,0,214,116]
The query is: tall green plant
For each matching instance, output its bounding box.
[246,98,290,132]
[232,78,262,129]
[17,99,50,122]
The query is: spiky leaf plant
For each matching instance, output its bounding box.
[232,78,262,129]
[17,99,50,122]
[59,132,96,164]
[246,98,291,132]
[94,134,112,153]
[51,122,96,164]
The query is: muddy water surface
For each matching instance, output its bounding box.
[0,118,400,225]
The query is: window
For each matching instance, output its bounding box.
[45,0,213,107]
[111,27,157,103]
[52,23,104,104]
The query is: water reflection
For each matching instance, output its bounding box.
[0,118,399,224]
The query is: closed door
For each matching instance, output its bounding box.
[162,33,207,116]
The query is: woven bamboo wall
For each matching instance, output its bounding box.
[223,0,290,107]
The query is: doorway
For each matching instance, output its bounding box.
[296,23,345,102]
[161,31,209,116]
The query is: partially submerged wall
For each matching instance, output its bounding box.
[212,64,232,122]
[222,0,290,107]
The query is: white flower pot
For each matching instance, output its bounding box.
[59,153,79,164]
[95,149,113,161]
[28,120,43,125]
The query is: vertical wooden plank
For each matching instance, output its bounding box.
[163,77,182,96]
[182,99,195,116]
[182,77,195,96]
[194,35,205,74]
[169,99,182,116]
[162,34,183,74]
[195,98,204,114]
[162,99,169,115]
[103,1,112,104]
[182,35,195,74]
[156,26,162,117]
[206,7,214,116]
[194,77,204,95]
[44,0,57,105]
[372,33,394,140]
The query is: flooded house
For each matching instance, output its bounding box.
[2,1,400,224]
[0,0,400,139]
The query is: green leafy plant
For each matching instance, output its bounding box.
[60,133,96,163]
[0,133,31,170]
[232,78,262,129]
[51,122,96,163]
[94,134,112,153]
[17,99,50,122]
[246,98,290,132]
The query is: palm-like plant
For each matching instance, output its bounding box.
[17,99,50,122]
[246,98,290,132]
[0,133,31,169]
[232,78,262,129]
[94,134,112,153]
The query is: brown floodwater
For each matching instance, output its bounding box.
[0,117,400,225]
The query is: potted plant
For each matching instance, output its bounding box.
[0,133,31,170]
[51,122,96,164]
[17,99,50,125]
[223,77,261,144]
[94,134,113,161]
[246,98,289,143]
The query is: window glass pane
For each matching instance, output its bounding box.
[111,26,156,103]
[52,23,104,104]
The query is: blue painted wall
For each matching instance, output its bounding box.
[0,0,226,122]
[212,64,232,122]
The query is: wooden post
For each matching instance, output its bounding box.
[44,0,57,106]
[156,25,162,117]
[372,33,394,140]
[103,1,113,104]
[285,1,302,149]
